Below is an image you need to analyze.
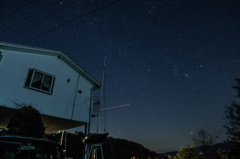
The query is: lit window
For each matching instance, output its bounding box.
[25,69,55,94]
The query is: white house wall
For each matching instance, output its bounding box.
[72,76,92,122]
[0,49,93,123]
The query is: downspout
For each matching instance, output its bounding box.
[87,88,93,135]
[84,88,93,159]
[71,74,80,120]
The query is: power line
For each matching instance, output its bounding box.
[6,0,79,41]
[0,0,62,34]
[22,0,121,44]
[0,1,21,17]
[0,0,35,24]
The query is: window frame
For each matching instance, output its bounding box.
[25,69,55,94]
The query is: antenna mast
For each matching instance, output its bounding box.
[97,55,107,132]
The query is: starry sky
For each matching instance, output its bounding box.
[0,0,240,153]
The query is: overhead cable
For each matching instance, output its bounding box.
[6,0,79,41]
[0,0,35,23]
[0,0,62,34]
[0,1,21,17]
[22,0,121,44]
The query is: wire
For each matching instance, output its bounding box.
[0,0,62,34]
[0,1,21,17]
[6,0,79,41]
[0,0,35,23]
[22,0,121,44]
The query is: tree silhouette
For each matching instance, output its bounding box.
[191,129,216,158]
[224,78,240,143]
[7,105,45,138]
[223,78,240,157]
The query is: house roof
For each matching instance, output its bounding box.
[0,41,101,89]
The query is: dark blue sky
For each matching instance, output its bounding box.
[0,0,240,153]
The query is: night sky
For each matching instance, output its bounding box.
[0,0,240,153]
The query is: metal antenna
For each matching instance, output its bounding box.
[97,55,107,132]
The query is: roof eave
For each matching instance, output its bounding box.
[0,41,101,89]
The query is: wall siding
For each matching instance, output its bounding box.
[0,49,93,123]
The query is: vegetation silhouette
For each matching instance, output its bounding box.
[168,147,195,159]
[191,129,216,158]
[7,105,45,138]
[223,78,240,157]
[60,133,161,159]
[102,137,159,159]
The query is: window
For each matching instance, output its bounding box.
[25,69,55,94]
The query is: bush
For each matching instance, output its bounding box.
[7,106,45,138]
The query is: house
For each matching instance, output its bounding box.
[0,42,101,134]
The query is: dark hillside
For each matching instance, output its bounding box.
[62,133,160,159]
[102,137,159,159]
[161,142,233,157]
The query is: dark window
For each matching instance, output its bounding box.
[25,69,55,94]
